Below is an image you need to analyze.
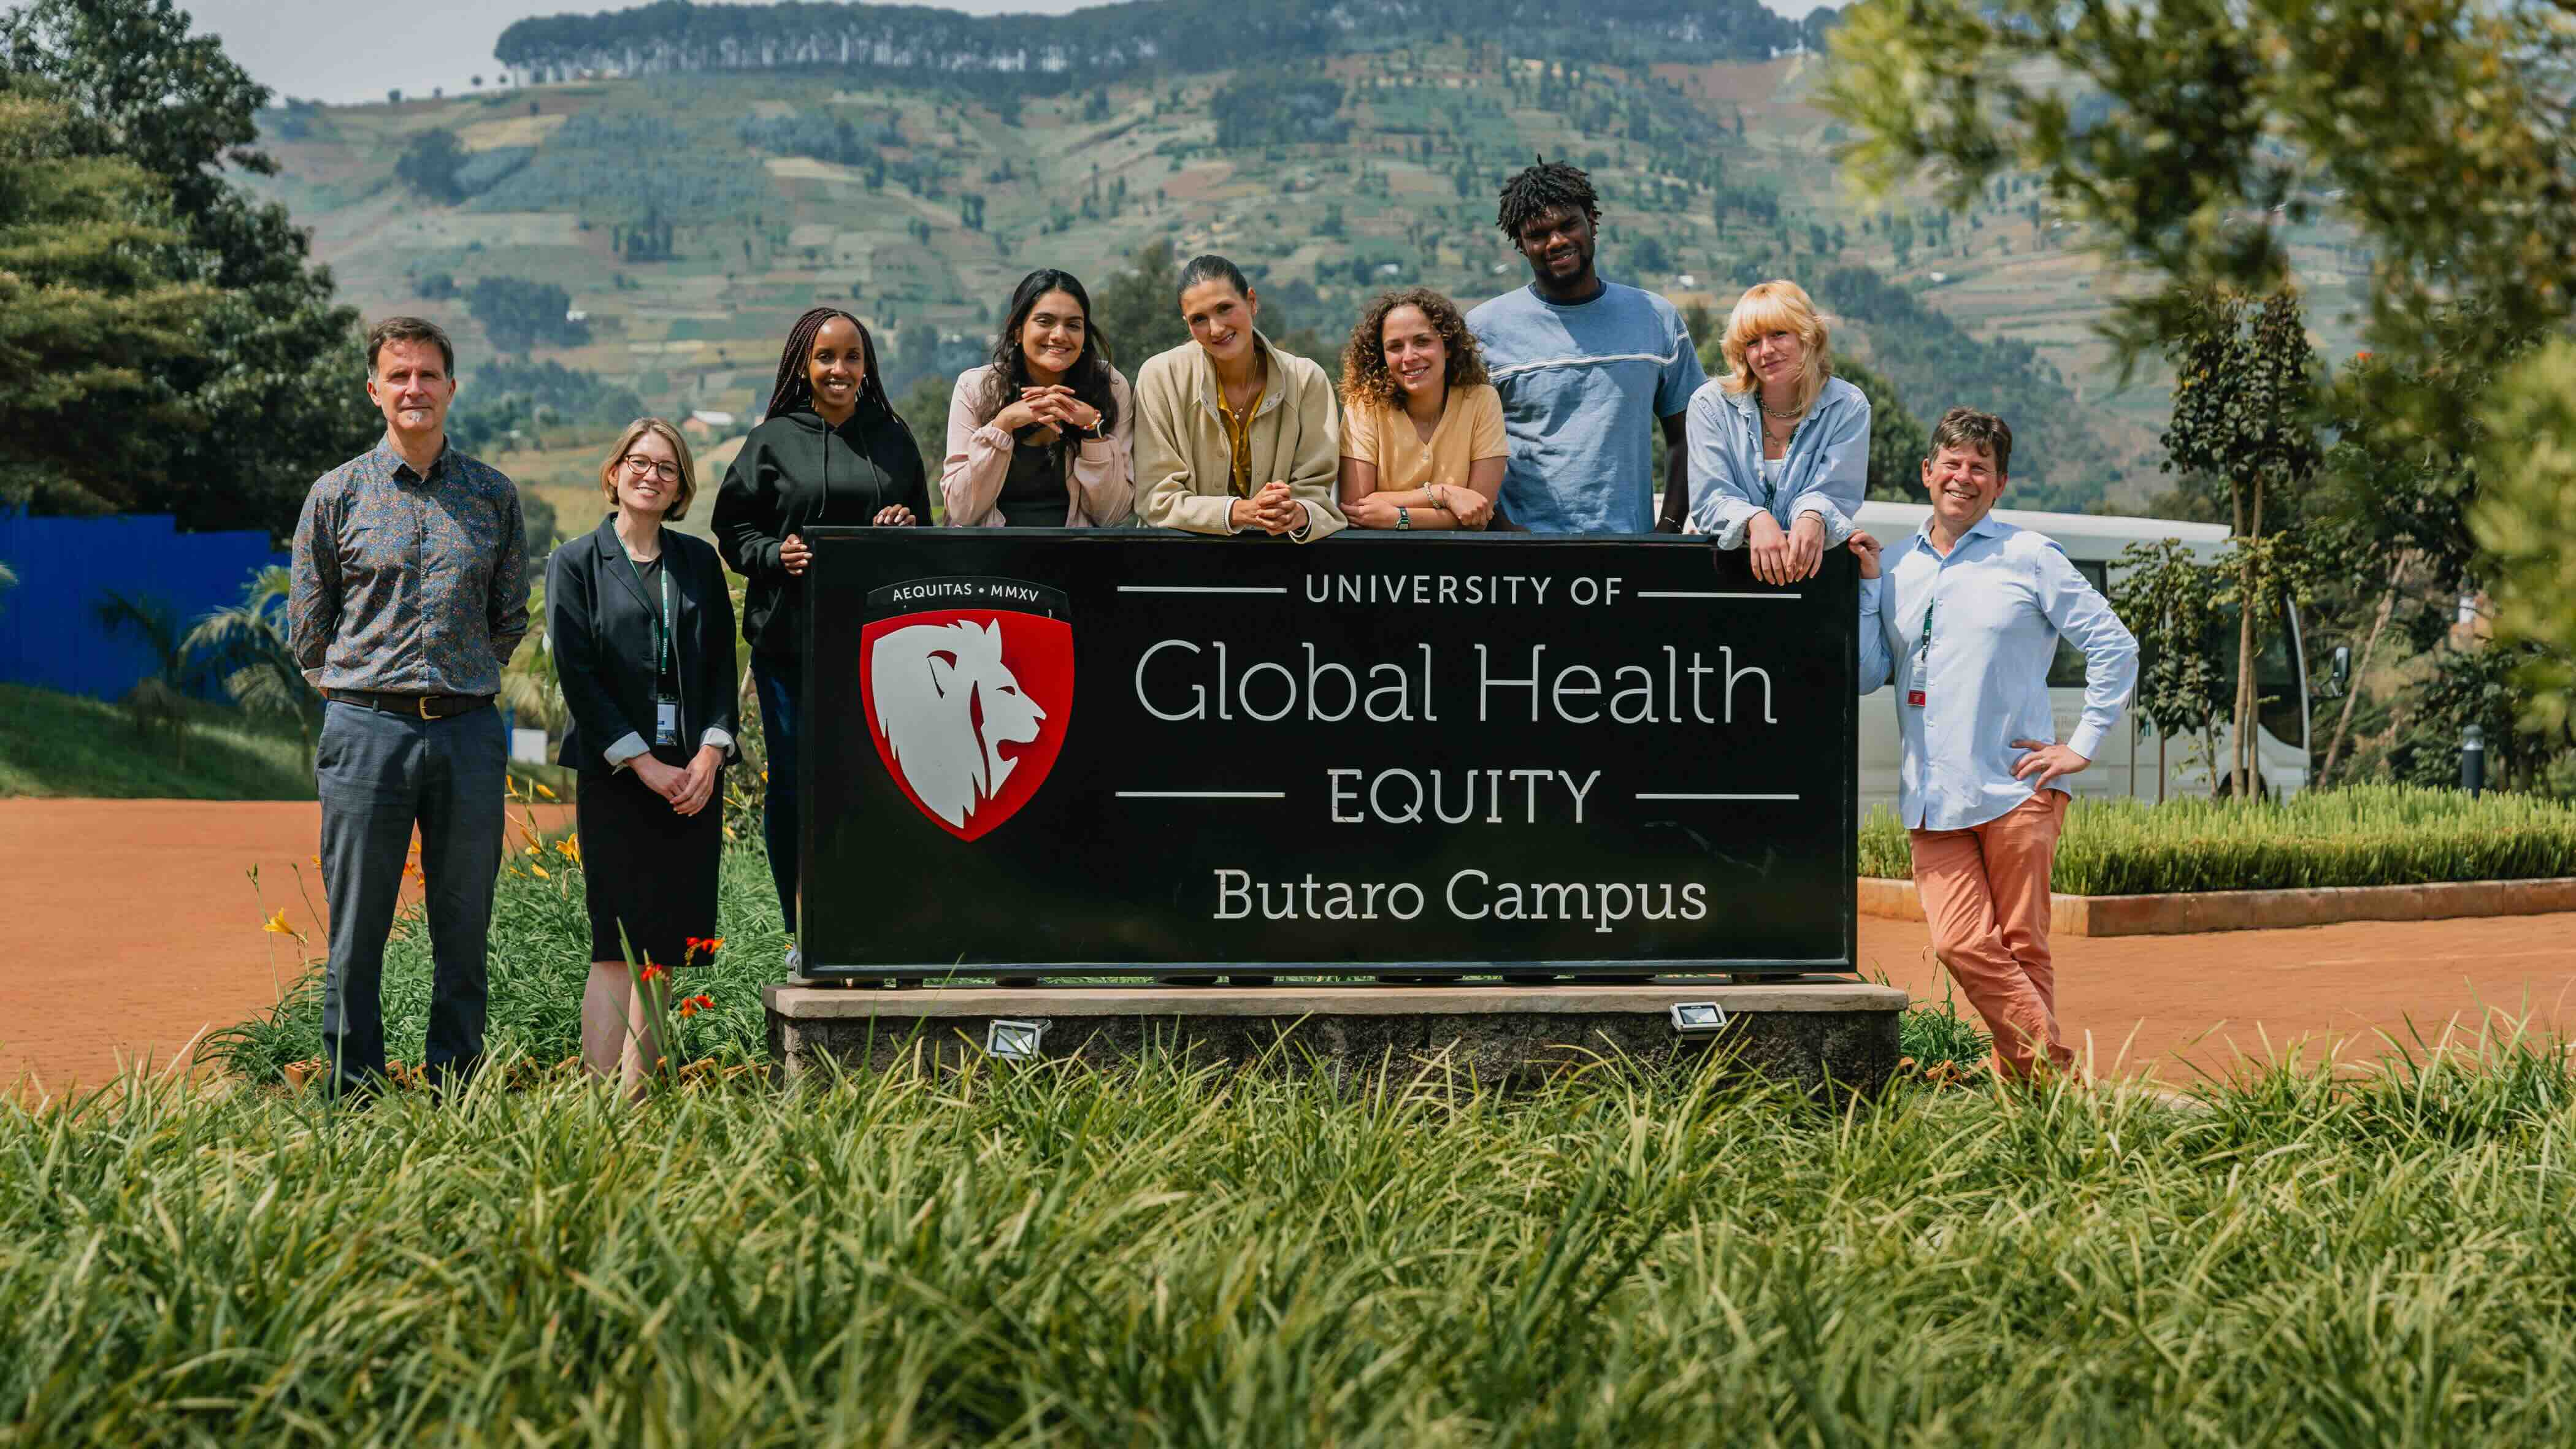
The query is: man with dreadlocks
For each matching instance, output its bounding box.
[1466,159,1705,537]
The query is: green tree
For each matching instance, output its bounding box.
[4,0,381,541]
[0,83,211,514]
[2110,540,2228,800]
[2471,340,2576,740]
[2160,288,2323,797]
[466,276,586,354]
[1834,357,1929,504]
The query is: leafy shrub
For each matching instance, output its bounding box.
[1860,782,2576,893]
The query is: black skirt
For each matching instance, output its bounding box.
[576,746,723,971]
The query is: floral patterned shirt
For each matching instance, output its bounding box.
[289,437,529,697]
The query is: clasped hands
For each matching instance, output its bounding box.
[991,384,1103,438]
[1229,480,1308,537]
[1746,511,1829,586]
[631,744,725,816]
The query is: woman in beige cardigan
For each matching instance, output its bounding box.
[1133,254,1344,542]
[941,269,1135,527]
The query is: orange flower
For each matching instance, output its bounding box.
[534,781,557,800]
[556,835,581,863]
[677,993,715,1019]
[638,961,669,984]
[261,908,297,936]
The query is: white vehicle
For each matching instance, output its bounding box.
[1852,501,2319,819]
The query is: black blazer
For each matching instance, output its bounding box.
[548,516,741,774]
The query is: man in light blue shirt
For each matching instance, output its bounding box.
[1467,160,1706,536]
[1852,408,2137,1081]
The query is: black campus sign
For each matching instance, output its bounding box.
[799,530,1858,978]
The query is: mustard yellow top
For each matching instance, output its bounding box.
[1214,372,1267,499]
[1339,383,1508,494]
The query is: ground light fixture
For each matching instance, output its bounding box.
[1669,1002,1730,1037]
[986,1018,1050,1061]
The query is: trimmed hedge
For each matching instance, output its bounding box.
[1859,784,2576,896]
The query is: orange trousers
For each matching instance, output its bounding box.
[1907,790,2075,1080]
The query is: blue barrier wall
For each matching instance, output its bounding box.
[0,513,288,702]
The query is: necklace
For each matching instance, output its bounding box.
[1760,395,1804,422]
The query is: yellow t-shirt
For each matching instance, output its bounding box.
[1340,383,1509,494]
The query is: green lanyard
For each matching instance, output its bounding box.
[1915,593,1936,662]
[624,552,674,688]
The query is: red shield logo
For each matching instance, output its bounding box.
[859,579,1073,841]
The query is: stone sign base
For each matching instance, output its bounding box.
[764,979,1909,1096]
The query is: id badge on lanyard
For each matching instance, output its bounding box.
[638,559,681,746]
[1906,595,1934,709]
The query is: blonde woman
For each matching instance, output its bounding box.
[1336,288,1506,530]
[548,418,738,1097]
[1685,280,1870,584]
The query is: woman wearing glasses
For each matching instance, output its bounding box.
[549,418,739,1098]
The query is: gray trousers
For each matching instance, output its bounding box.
[315,700,506,1092]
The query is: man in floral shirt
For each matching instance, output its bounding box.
[289,316,527,1098]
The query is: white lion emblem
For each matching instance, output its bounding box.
[870,619,1049,828]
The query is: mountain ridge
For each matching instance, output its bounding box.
[494,0,1830,86]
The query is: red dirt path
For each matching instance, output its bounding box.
[6,800,2573,1093]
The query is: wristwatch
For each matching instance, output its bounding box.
[1396,505,1412,530]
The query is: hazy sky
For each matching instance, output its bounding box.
[188,0,1831,105]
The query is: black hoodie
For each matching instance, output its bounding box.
[711,405,931,659]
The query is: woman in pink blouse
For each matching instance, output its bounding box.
[941,269,1135,527]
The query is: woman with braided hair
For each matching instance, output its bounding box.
[713,307,930,958]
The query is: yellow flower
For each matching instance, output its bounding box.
[529,862,551,879]
[534,782,557,800]
[261,908,296,936]
[556,835,581,863]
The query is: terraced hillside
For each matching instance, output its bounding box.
[246,28,2372,513]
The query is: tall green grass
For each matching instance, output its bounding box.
[1859,782,2576,894]
[7,1039,2576,1443]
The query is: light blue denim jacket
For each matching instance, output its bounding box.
[1685,372,1869,548]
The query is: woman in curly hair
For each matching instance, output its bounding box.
[941,269,1135,527]
[1335,288,1507,530]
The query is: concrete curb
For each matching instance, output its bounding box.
[765,980,1911,1095]
[1858,876,2576,936]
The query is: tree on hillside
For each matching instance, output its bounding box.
[0,82,212,516]
[1093,240,1190,371]
[2160,288,2322,797]
[2,0,380,541]
[466,276,587,354]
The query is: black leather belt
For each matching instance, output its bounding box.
[328,689,496,720]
